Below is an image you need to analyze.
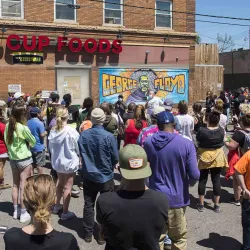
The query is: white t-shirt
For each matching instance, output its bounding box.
[176,114,194,140]
[147,96,163,115]
[219,114,227,130]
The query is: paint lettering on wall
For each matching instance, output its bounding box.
[99,68,189,104]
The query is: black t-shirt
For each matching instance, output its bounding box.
[196,127,225,149]
[232,130,250,148]
[96,189,168,250]
[4,228,79,250]
[123,111,134,123]
[47,103,61,127]
[115,101,126,117]
[67,105,79,125]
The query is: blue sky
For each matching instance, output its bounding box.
[196,0,250,49]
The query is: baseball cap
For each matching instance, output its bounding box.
[157,111,175,124]
[14,92,24,99]
[30,107,41,114]
[151,106,165,120]
[119,144,152,180]
[163,98,173,111]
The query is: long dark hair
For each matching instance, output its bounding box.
[134,105,146,130]
[6,104,26,145]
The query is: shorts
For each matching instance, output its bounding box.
[10,157,33,170]
[32,151,46,167]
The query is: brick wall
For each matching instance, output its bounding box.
[22,0,194,33]
[0,0,196,102]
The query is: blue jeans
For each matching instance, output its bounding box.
[242,199,250,249]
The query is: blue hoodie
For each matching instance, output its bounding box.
[144,131,200,208]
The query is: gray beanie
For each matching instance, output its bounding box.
[91,108,106,125]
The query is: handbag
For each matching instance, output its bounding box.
[117,113,125,139]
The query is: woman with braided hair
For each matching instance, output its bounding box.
[4,174,79,250]
[124,104,147,146]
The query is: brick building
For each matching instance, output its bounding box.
[0,0,196,105]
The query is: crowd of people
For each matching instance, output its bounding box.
[1,87,250,250]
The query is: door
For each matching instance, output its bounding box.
[57,68,90,105]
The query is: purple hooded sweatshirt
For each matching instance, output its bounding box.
[144,131,200,209]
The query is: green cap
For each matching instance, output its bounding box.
[119,144,152,180]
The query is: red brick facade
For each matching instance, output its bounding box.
[0,0,196,103]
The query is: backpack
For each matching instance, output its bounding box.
[239,130,250,155]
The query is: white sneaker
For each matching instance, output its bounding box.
[61,211,76,220]
[20,212,31,223]
[52,204,63,214]
[13,208,21,220]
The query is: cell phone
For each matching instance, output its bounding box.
[0,226,8,234]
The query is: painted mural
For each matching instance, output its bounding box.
[99,68,189,104]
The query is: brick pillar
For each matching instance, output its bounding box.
[189,45,196,104]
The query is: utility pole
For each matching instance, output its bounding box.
[232,50,234,85]
[249,26,250,50]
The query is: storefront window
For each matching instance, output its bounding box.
[104,0,123,25]
[1,0,23,18]
[55,0,76,21]
[155,0,172,28]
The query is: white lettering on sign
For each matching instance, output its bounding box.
[8,84,21,93]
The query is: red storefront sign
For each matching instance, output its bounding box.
[6,35,123,54]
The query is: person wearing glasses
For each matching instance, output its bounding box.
[4,174,79,250]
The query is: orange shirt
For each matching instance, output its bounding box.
[234,151,250,190]
[79,120,92,133]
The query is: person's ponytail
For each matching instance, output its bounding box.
[55,107,68,132]
[34,207,50,228]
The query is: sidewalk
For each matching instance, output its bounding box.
[0,161,242,250]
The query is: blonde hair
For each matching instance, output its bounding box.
[23,175,55,228]
[215,99,224,113]
[56,107,68,131]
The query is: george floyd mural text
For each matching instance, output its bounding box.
[99,68,189,104]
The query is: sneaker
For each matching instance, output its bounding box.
[0,184,11,190]
[52,204,63,214]
[214,205,221,213]
[61,211,76,220]
[97,237,106,245]
[20,211,31,223]
[164,245,172,250]
[79,182,84,190]
[83,235,92,243]
[13,208,21,220]
[196,203,204,212]
[71,188,80,197]
[230,198,241,206]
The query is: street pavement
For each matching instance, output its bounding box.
[0,161,242,250]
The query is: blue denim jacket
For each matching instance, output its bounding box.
[78,125,119,183]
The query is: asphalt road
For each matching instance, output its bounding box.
[0,161,242,250]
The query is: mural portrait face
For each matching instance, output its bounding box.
[139,75,150,93]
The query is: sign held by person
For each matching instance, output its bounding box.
[8,84,21,93]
